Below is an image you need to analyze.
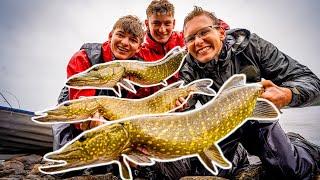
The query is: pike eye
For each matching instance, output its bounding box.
[64,102,71,107]
[91,67,99,71]
[78,136,87,142]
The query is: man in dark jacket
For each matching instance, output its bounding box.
[177,6,320,179]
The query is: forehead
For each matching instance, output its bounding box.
[184,15,214,36]
[148,14,174,22]
[113,28,138,38]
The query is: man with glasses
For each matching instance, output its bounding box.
[177,6,320,179]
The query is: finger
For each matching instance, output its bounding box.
[80,121,90,131]
[261,79,274,88]
[176,99,182,107]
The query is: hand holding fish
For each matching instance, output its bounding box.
[175,97,190,112]
[261,80,292,109]
[77,112,105,131]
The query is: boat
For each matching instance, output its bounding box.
[0,106,53,155]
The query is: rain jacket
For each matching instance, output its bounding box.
[126,31,185,99]
[54,41,140,149]
[178,28,320,179]
[179,29,320,107]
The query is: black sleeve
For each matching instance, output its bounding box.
[251,33,320,107]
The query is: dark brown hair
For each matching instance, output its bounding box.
[112,15,145,43]
[183,6,219,29]
[146,0,175,17]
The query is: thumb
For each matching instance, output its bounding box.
[261,79,275,88]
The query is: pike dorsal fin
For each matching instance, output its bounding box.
[218,74,246,93]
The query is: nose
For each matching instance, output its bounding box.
[194,35,204,45]
[159,24,166,33]
[121,37,130,46]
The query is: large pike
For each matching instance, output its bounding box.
[39,74,280,179]
[66,46,187,97]
[32,79,215,124]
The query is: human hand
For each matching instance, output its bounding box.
[260,80,292,109]
[76,112,104,131]
[175,97,190,112]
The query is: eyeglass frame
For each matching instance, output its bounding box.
[184,25,220,45]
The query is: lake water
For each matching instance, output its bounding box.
[279,106,320,145]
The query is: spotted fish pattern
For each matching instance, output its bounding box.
[39,74,280,180]
[66,46,187,97]
[32,79,215,124]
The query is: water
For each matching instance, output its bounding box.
[279,106,320,145]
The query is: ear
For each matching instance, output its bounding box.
[108,31,113,41]
[145,19,149,30]
[135,44,142,54]
[219,28,226,41]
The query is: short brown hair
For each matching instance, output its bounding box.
[112,15,145,43]
[183,6,219,29]
[146,0,175,17]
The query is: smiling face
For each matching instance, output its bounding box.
[184,14,225,63]
[109,28,142,60]
[146,14,175,44]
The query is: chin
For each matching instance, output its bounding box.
[156,37,169,44]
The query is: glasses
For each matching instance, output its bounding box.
[184,25,220,44]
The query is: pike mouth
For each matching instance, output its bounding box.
[45,147,82,162]
[66,76,102,86]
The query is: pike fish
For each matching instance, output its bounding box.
[39,74,280,179]
[32,79,215,124]
[66,46,187,97]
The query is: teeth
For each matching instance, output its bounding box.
[198,47,210,54]
[118,46,128,52]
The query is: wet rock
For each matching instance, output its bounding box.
[0,160,25,175]
[180,176,227,180]
[0,168,15,177]
[15,154,42,170]
[64,173,119,180]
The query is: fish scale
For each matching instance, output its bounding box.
[40,74,280,180]
[66,46,187,97]
[33,78,215,124]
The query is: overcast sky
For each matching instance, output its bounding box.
[1,0,320,111]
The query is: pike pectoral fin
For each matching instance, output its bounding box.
[198,152,218,175]
[119,156,132,180]
[125,150,154,165]
[250,98,280,123]
[118,79,136,94]
[203,144,232,169]
[160,80,168,86]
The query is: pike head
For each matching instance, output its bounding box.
[66,62,125,89]
[32,98,100,123]
[39,123,130,174]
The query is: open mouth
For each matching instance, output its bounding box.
[197,46,212,55]
[117,46,129,53]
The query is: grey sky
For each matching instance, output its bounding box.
[0,0,320,111]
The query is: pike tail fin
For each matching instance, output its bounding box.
[187,78,216,96]
[250,98,280,123]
